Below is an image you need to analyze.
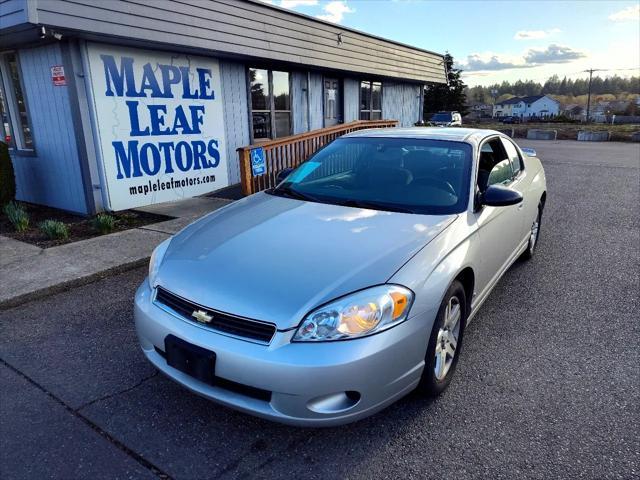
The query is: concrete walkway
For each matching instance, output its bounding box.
[0,197,231,309]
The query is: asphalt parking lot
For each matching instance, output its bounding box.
[1,140,638,480]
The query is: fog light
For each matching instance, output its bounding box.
[307,391,361,414]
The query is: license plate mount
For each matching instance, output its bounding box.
[164,335,216,385]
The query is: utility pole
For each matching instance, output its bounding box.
[490,88,498,118]
[584,68,605,123]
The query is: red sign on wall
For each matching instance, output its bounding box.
[51,65,66,86]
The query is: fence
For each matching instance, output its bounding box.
[237,119,398,195]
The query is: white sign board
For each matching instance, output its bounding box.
[86,43,229,210]
[51,65,66,86]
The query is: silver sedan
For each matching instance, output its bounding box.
[134,128,547,426]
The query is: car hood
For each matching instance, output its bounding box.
[156,193,456,329]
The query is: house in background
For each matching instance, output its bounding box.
[492,97,518,117]
[562,104,585,120]
[493,95,559,119]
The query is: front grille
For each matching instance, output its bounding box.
[154,347,272,402]
[155,287,276,343]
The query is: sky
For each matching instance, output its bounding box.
[258,0,640,87]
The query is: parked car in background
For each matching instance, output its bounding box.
[500,116,521,124]
[429,111,462,126]
[135,127,547,426]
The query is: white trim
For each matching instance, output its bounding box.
[79,40,111,211]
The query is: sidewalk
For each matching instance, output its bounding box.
[0,197,231,309]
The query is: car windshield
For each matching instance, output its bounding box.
[268,137,472,215]
[431,113,452,122]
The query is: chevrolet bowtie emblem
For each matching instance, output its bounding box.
[192,309,213,324]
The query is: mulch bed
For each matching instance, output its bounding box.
[0,202,173,248]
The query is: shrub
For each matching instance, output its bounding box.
[3,201,29,232]
[0,141,16,207]
[39,219,69,240]
[92,213,117,234]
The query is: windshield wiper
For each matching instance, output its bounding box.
[337,199,415,214]
[271,186,319,203]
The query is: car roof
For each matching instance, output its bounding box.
[342,127,502,144]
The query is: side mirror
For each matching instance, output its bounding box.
[479,184,523,207]
[276,167,294,184]
[521,147,537,157]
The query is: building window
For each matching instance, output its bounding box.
[249,68,291,141]
[360,81,382,120]
[0,53,34,150]
[0,76,12,145]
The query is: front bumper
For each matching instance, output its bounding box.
[134,281,434,426]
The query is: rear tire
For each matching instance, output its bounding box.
[417,280,467,397]
[521,203,543,260]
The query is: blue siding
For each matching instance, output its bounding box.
[383,82,421,127]
[402,83,421,126]
[344,78,359,122]
[292,71,322,132]
[308,72,323,130]
[291,71,308,134]
[220,60,249,185]
[13,44,88,213]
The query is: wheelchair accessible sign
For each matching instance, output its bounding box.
[251,148,266,176]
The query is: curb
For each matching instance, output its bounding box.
[0,257,149,311]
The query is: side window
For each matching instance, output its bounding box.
[0,52,34,151]
[501,138,523,176]
[488,159,513,186]
[478,138,511,191]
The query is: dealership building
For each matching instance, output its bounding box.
[0,0,446,213]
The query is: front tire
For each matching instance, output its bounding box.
[418,280,467,396]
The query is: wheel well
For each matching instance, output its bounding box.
[455,267,475,312]
[540,191,547,208]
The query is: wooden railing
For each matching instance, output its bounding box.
[237,119,399,195]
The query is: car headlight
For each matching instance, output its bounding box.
[293,285,414,342]
[148,238,171,288]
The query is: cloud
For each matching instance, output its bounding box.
[316,1,355,23]
[458,53,532,72]
[514,28,560,40]
[459,43,588,72]
[280,0,318,7]
[608,4,640,21]
[524,44,587,64]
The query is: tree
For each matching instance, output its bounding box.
[462,75,638,103]
[559,77,568,95]
[423,53,468,118]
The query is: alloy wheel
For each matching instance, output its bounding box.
[529,211,540,252]
[434,295,461,381]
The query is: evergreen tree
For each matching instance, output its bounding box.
[423,53,469,117]
[559,77,568,95]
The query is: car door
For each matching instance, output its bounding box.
[501,137,534,245]
[473,137,523,295]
